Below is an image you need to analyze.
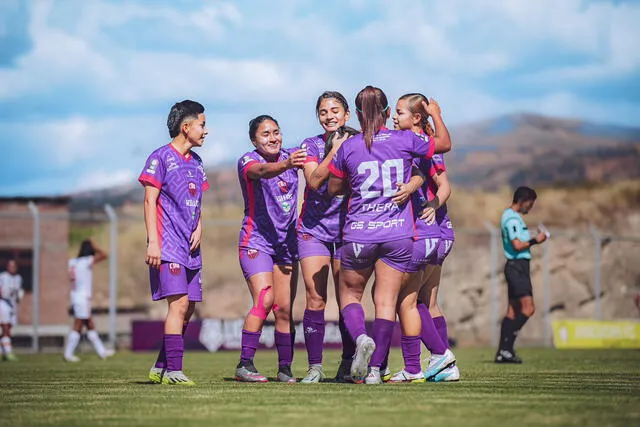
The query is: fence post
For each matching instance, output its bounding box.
[27,201,40,353]
[590,225,602,320]
[542,240,551,347]
[104,204,118,348]
[484,221,500,348]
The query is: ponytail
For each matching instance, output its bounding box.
[355,86,389,151]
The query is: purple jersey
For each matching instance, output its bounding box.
[138,144,209,269]
[419,153,455,241]
[238,149,299,254]
[329,129,435,243]
[298,135,347,243]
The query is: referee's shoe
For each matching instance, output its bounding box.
[495,349,523,364]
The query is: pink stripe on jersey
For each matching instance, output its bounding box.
[202,181,210,192]
[242,160,260,180]
[328,163,346,178]
[139,174,162,190]
[304,156,319,164]
[157,198,164,259]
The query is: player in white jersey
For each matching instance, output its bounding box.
[0,259,24,361]
[63,239,114,362]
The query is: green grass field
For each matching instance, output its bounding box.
[1,348,639,427]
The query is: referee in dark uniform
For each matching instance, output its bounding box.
[495,186,547,363]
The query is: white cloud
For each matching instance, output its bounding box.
[75,169,135,192]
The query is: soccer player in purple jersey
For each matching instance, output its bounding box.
[388,94,457,382]
[327,85,451,384]
[297,91,357,383]
[235,115,307,383]
[139,100,209,386]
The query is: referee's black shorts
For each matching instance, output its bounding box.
[504,259,532,300]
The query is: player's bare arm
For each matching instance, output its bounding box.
[143,184,162,269]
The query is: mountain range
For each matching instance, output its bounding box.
[69,113,640,212]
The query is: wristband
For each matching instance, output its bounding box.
[528,239,538,246]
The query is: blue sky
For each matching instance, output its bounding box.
[0,0,639,196]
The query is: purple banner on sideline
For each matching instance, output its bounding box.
[131,319,403,352]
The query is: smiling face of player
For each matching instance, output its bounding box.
[252,119,283,159]
[185,113,208,147]
[393,99,420,132]
[318,98,350,134]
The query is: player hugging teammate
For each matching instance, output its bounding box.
[143,87,460,386]
[229,85,457,385]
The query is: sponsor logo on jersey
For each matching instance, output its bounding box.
[146,158,159,174]
[188,182,197,196]
[247,249,259,259]
[241,156,253,166]
[167,156,179,171]
[185,199,199,207]
[169,263,181,275]
[277,180,288,193]
[281,201,291,213]
[186,170,194,178]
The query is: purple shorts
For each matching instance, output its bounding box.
[239,247,295,280]
[406,237,441,273]
[297,232,342,260]
[434,238,454,265]
[341,238,413,272]
[150,262,202,302]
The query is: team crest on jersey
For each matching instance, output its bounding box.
[169,263,181,275]
[301,233,312,241]
[188,182,197,196]
[247,249,259,259]
[277,180,288,193]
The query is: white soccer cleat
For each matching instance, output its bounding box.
[423,349,456,380]
[148,366,165,384]
[364,367,382,385]
[381,366,392,382]
[100,349,116,360]
[388,369,426,383]
[351,335,375,383]
[300,365,326,384]
[430,364,460,382]
[63,355,81,363]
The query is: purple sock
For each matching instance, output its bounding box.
[369,318,395,368]
[155,322,189,369]
[275,331,293,367]
[401,335,422,374]
[164,334,183,372]
[418,303,447,355]
[339,313,356,360]
[341,303,367,342]
[240,329,261,363]
[154,341,166,369]
[380,347,390,372]
[433,316,449,349]
[303,309,325,365]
